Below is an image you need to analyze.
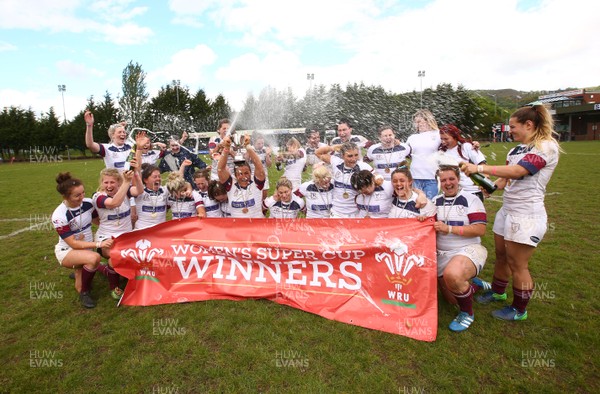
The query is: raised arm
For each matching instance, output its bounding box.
[218,137,232,184]
[245,139,265,182]
[315,145,337,164]
[84,110,100,153]
[103,171,134,209]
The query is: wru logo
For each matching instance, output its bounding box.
[121,239,164,265]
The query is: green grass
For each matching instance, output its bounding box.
[1,142,599,393]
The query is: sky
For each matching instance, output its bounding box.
[1,0,598,123]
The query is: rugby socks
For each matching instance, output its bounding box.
[97,264,120,290]
[511,287,533,313]
[491,276,508,295]
[81,266,97,293]
[452,286,474,316]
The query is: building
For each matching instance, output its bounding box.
[537,89,600,141]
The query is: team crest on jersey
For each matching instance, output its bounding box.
[456,206,466,216]
[309,192,317,199]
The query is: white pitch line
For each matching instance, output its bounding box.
[0,223,48,240]
[0,218,32,222]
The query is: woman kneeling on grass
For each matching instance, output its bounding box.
[433,165,488,332]
[92,167,143,300]
[52,173,113,308]
[461,103,560,321]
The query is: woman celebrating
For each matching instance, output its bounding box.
[207,181,231,217]
[461,103,560,321]
[275,137,306,191]
[193,170,221,218]
[134,164,169,229]
[439,124,487,201]
[92,167,143,299]
[218,135,266,218]
[315,142,373,218]
[166,172,204,219]
[296,166,334,218]
[433,165,488,332]
[84,111,131,171]
[389,164,436,219]
[350,170,393,218]
[52,173,113,308]
[263,177,306,219]
[406,109,441,199]
[366,124,410,181]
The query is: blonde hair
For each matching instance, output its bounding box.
[511,103,562,152]
[413,109,439,131]
[312,166,332,183]
[276,176,293,190]
[286,137,301,150]
[107,123,125,142]
[166,172,187,196]
[97,168,122,192]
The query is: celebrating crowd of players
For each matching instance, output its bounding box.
[52,105,561,334]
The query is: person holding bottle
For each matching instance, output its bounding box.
[438,124,488,201]
[461,103,561,322]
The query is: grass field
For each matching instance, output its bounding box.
[1,142,599,393]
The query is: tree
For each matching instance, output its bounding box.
[118,61,149,127]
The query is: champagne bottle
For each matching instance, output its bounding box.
[461,163,497,194]
[123,143,136,171]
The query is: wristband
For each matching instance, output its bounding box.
[491,166,497,176]
[459,226,464,236]
[86,123,93,127]
[447,225,453,235]
[477,165,484,174]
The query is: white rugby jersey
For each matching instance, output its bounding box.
[503,141,559,215]
[220,201,232,217]
[330,135,368,160]
[224,176,265,218]
[193,190,221,218]
[440,143,486,194]
[282,148,307,190]
[92,191,133,239]
[52,198,97,249]
[330,155,373,217]
[142,149,164,166]
[169,195,197,219]
[209,137,235,180]
[366,143,410,181]
[248,147,270,190]
[305,143,328,166]
[134,186,169,229]
[297,181,334,218]
[406,130,441,179]
[355,181,394,218]
[389,191,437,219]
[263,195,305,219]
[98,143,133,171]
[434,190,487,251]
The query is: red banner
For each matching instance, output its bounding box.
[111,218,438,341]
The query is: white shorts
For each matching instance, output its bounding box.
[54,244,72,266]
[493,207,547,247]
[437,244,488,277]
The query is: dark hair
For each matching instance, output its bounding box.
[207,180,227,200]
[390,160,411,181]
[339,141,359,156]
[439,124,472,161]
[193,169,210,181]
[338,118,352,128]
[378,124,394,135]
[350,170,374,191]
[141,163,160,182]
[436,164,460,179]
[218,118,230,129]
[56,172,83,197]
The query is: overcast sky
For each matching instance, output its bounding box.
[1,0,598,122]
